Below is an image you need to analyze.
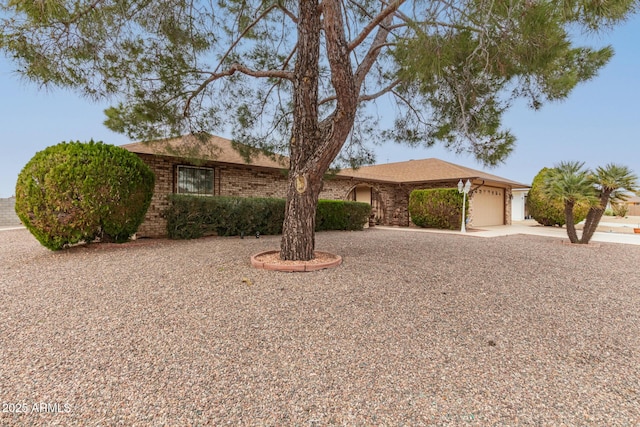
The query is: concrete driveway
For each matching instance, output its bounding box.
[378,219,640,245]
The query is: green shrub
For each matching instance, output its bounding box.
[316,200,371,231]
[164,195,371,239]
[15,140,155,250]
[527,167,589,226]
[409,188,466,229]
[165,194,285,239]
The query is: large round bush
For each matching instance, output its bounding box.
[527,167,588,227]
[15,140,155,250]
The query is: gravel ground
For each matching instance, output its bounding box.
[1,228,639,426]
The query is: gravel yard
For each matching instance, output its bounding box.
[1,227,639,426]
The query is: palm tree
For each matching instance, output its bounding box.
[543,161,598,244]
[580,164,639,244]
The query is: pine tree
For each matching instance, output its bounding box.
[2,0,636,259]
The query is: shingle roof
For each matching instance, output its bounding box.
[337,158,529,187]
[121,135,528,187]
[121,134,289,170]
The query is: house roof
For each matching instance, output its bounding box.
[337,158,529,188]
[121,134,528,188]
[121,134,289,170]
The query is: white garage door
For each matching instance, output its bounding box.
[471,186,504,226]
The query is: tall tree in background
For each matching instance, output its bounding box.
[1,0,637,260]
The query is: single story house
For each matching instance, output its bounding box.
[122,135,529,237]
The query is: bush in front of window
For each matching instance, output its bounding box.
[408,188,465,230]
[165,195,285,239]
[165,195,371,239]
[15,141,155,250]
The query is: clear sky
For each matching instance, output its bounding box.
[1,14,639,197]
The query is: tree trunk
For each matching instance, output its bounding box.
[564,200,580,243]
[579,192,610,244]
[580,206,604,244]
[279,0,381,260]
[279,0,322,261]
[280,171,323,260]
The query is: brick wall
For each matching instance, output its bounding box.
[320,179,398,225]
[134,154,292,237]
[217,165,288,198]
[0,197,22,227]
[135,154,174,237]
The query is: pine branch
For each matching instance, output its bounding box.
[183,63,292,117]
[347,0,404,52]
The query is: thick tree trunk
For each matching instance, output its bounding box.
[579,193,610,244]
[279,0,384,260]
[564,201,580,243]
[280,171,322,260]
[580,206,604,244]
[280,0,322,261]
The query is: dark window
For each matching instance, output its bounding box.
[177,166,214,196]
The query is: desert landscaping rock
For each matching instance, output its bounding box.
[1,228,639,425]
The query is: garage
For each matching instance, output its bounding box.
[470,186,505,226]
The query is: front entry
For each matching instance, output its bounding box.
[347,184,385,225]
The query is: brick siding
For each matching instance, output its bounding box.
[218,165,288,198]
[134,154,291,237]
[322,179,402,226]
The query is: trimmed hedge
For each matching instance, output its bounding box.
[15,140,155,250]
[164,195,285,239]
[409,188,466,230]
[315,199,372,231]
[165,195,371,239]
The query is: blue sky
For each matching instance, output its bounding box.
[1,14,639,197]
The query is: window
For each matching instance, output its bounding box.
[176,166,214,196]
